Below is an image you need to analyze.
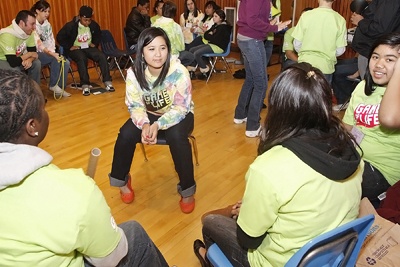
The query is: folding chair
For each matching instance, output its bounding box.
[100,30,135,82]
[207,214,375,267]
[201,32,233,83]
[59,46,102,89]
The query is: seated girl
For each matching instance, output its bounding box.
[343,32,400,207]
[194,63,363,267]
[186,9,232,80]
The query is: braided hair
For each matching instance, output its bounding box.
[0,69,43,142]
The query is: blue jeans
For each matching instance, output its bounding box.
[38,52,70,88]
[264,40,273,66]
[189,44,213,69]
[179,51,195,67]
[234,38,267,131]
[84,221,169,267]
[202,215,250,267]
[109,112,196,197]
[0,58,41,85]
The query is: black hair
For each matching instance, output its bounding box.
[15,10,36,24]
[214,9,226,23]
[162,1,177,18]
[302,7,313,12]
[258,63,355,156]
[30,0,50,14]
[133,27,171,91]
[0,69,43,142]
[137,0,150,7]
[152,0,164,15]
[201,1,220,23]
[183,0,200,20]
[364,32,400,95]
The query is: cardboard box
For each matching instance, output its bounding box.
[356,198,400,266]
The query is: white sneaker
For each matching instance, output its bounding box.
[49,85,71,97]
[333,103,349,112]
[233,118,247,124]
[245,126,261,138]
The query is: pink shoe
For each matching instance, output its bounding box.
[120,174,134,204]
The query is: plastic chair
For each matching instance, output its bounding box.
[206,214,375,267]
[100,30,135,82]
[139,130,199,166]
[201,32,233,83]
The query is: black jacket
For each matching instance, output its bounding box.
[204,23,232,51]
[56,16,102,57]
[352,0,400,57]
[125,7,151,48]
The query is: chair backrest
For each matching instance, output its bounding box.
[100,30,118,55]
[123,28,135,53]
[206,214,375,267]
[285,214,375,267]
[207,243,233,267]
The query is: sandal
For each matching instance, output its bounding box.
[193,239,210,267]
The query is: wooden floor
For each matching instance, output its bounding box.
[39,56,281,266]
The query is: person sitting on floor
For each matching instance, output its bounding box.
[193,63,363,267]
[56,5,115,96]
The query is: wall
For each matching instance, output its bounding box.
[0,0,237,50]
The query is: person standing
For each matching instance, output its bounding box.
[0,10,41,85]
[31,0,71,98]
[292,0,347,84]
[233,0,290,138]
[125,0,151,51]
[56,5,115,96]
[351,0,400,79]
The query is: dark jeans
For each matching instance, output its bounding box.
[69,47,111,85]
[84,221,169,267]
[189,44,213,69]
[332,58,358,104]
[203,215,250,267]
[362,161,391,208]
[109,112,196,197]
[185,36,204,51]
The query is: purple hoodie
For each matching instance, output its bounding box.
[237,0,278,40]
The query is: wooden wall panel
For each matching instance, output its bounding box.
[1,0,353,56]
[0,0,238,50]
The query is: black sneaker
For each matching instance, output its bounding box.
[189,71,196,80]
[197,71,210,80]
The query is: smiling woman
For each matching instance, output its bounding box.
[342,32,400,207]
[108,27,197,213]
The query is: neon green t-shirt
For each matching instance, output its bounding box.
[0,29,35,60]
[237,146,362,267]
[343,81,400,185]
[282,27,295,53]
[73,23,92,48]
[291,7,347,74]
[267,0,281,41]
[0,164,121,267]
